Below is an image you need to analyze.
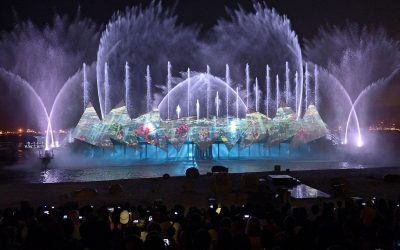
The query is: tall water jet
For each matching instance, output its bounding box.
[176,105,181,119]
[344,81,382,146]
[295,71,299,112]
[82,63,89,109]
[285,61,290,105]
[146,65,152,112]
[208,2,304,110]
[304,23,400,102]
[46,121,54,149]
[68,129,74,143]
[0,68,54,149]
[305,63,310,109]
[276,75,280,113]
[167,61,172,120]
[296,67,304,120]
[225,64,230,117]
[125,62,131,113]
[196,99,200,120]
[344,102,363,147]
[104,62,110,116]
[206,65,211,118]
[187,68,191,117]
[314,65,319,109]
[236,86,239,119]
[215,91,220,118]
[319,68,362,145]
[158,73,248,120]
[245,63,250,110]
[265,65,271,117]
[255,77,259,112]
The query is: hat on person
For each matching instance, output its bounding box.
[120,210,129,224]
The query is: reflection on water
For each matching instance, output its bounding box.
[0,140,374,184]
[1,132,398,184]
[290,184,330,199]
[41,169,61,183]
[0,153,374,184]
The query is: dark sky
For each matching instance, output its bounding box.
[1,0,400,39]
[1,0,400,129]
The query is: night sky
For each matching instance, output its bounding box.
[1,0,400,39]
[1,0,400,129]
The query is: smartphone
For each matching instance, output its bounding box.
[148,216,153,222]
[164,238,170,246]
[43,210,49,215]
[244,214,250,219]
[79,216,83,220]
[133,219,139,224]
[107,207,114,213]
[208,198,216,209]
[63,215,68,219]
[216,207,221,214]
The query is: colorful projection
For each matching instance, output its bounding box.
[73,104,328,151]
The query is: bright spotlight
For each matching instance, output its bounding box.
[144,122,155,132]
[356,136,363,147]
[229,120,237,132]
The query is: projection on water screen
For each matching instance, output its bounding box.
[3,2,394,165]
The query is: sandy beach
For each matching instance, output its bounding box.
[0,166,399,209]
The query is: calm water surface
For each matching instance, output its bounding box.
[0,149,369,183]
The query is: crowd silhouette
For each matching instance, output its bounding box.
[1,196,400,250]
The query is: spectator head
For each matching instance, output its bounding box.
[147,221,162,234]
[120,210,130,225]
[144,231,165,250]
[220,217,232,230]
[193,229,211,250]
[166,225,175,238]
[245,217,261,237]
[67,210,80,224]
[217,228,232,249]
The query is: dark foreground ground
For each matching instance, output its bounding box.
[0,166,399,209]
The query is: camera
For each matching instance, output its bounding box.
[208,198,216,209]
[164,238,170,246]
[154,199,163,207]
